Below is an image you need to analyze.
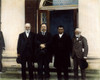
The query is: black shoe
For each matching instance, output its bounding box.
[81,78,86,80]
[57,76,63,80]
[64,77,69,80]
[29,78,34,80]
[57,78,62,80]
[74,78,78,80]
[0,70,2,73]
[38,75,43,79]
[45,74,50,78]
[0,71,2,73]
[38,78,43,80]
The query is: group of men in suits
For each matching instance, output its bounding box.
[17,23,88,80]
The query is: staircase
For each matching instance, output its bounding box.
[0,57,100,80]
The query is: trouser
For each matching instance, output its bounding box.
[0,49,3,71]
[73,57,86,80]
[56,67,69,80]
[38,55,49,77]
[21,56,34,80]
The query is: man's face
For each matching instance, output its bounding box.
[58,27,64,34]
[25,25,31,31]
[75,31,81,35]
[41,24,47,32]
[75,31,81,37]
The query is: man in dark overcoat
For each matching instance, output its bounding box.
[53,25,72,80]
[35,23,52,79]
[17,23,35,80]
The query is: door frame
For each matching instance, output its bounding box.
[38,9,78,33]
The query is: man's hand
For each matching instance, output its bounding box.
[84,57,87,60]
[17,54,20,57]
[40,44,46,49]
[2,47,5,50]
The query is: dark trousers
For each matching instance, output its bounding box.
[38,55,49,77]
[73,57,86,80]
[0,49,3,71]
[56,67,68,80]
[21,56,34,80]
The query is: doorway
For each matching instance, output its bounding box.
[38,9,78,38]
[50,10,76,38]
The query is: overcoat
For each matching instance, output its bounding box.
[53,33,72,68]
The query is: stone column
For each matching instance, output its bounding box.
[0,0,1,29]
[1,0,25,67]
[79,0,100,58]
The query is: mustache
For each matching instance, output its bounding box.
[42,29,46,31]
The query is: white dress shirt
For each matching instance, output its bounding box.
[41,31,46,35]
[59,33,63,38]
[76,37,79,41]
[25,30,30,37]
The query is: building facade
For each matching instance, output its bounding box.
[1,0,100,68]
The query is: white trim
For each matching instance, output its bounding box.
[39,0,78,11]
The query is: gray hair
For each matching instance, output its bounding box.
[75,28,81,33]
[25,23,31,27]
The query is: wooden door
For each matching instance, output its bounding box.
[25,0,40,32]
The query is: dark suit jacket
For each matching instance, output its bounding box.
[72,36,88,59]
[35,32,52,62]
[17,32,35,59]
[52,33,72,68]
[0,31,5,50]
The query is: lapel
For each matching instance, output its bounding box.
[23,32,32,39]
[45,32,47,36]
[79,36,83,41]
[40,32,42,36]
[74,36,82,44]
[61,33,65,38]
[40,32,47,37]
[23,32,27,39]
[28,32,32,39]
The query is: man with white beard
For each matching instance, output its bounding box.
[72,28,88,80]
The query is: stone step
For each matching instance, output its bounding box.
[2,66,100,73]
[1,57,100,79]
[0,72,100,79]
[0,67,100,79]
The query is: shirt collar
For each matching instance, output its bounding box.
[25,30,30,33]
[59,33,64,38]
[41,31,46,33]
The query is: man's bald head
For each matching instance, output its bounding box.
[25,23,31,31]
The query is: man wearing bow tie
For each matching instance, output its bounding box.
[17,23,35,80]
